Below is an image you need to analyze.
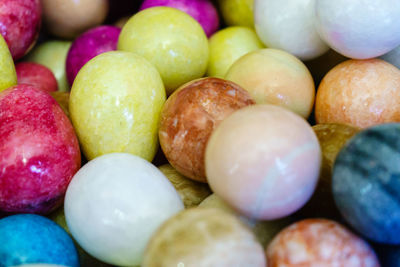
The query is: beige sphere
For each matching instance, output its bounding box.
[142,208,266,267]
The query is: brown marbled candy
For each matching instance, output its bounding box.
[266,219,380,267]
[159,77,255,182]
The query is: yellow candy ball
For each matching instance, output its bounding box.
[118,7,209,94]
[0,34,17,92]
[218,0,254,28]
[69,51,166,161]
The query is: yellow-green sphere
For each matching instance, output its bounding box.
[218,0,254,28]
[118,7,209,94]
[0,34,17,92]
[69,51,166,161]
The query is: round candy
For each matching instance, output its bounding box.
[64,153,184,266]
[142,208,266,266]
[0,0,41,60]
[217,0,254,28]
[159,77,254,182]
[254,0,329,60]
[41,0,109,39]
[315,59,400,128]
[207,26,264,78]
[0,34,17,92]
[50,92,70,119]
[315,0,400,59]
[159,164,212,208]
[140,0,219,37]
[225,48,315,118]
[27,41,72,92]
[381,45,400,69]
[0,85,81,214]
[118,7,209,94]
[70,51,165,161]
[333,123,400,244]
[205,104,321,220]
[266,219,380,266]
[0,214,79,267]
[66,25,121,86]
[16,62,58,92]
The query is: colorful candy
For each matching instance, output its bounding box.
[16,62,58,92]
[0,34,17,92]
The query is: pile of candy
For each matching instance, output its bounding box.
[1,0,400,266]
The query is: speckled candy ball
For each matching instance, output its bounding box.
[142,208,266,266]
[205,104,321,220]
[66,25,121,86]
[16,62,58,92]
[140,0,219,37]
[65,153,184,266]
[159,77,255,182]
[333,124,400,244]
[315,59,400,128]
[0,34,17,92]
[218,0,254,28]
[266,219,380,266]
[0,214,79,267]
[315,0,400,59]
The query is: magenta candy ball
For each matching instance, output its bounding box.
[0,85,81,214]
[66,25,121,85]
[140,0,219,37]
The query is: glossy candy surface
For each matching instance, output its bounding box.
[0,34,17,92]
[16,62,58,93]
[218,0,254,28]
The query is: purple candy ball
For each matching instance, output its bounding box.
[66,25,121,86]
[140,0,219,37]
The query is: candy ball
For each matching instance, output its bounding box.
[50,92,70,119]
[266,219,380,266]
[159,77,254,182]
[70,51,165,161]
[16,62,58,92]
[41,0,109,39]
[140,0,219,37]
[207,26,264,78]
[0,85,81,214]
[66,25,121,86]
[0,34,17,92]
[27,41,72,92]
[225,48,315,118]
[64,153,184,266]
[315,59,400,128]
[217,0,254,28]
[205,104,321,220]
[0,214,79,267]
[333,124,400,244]
[118,7,209,94]
[0,0,41,60]
[381,45,400,69]
[159,164,212,208]
[254,0,329,60]
[315,0,400,59]
[142,208,266,266]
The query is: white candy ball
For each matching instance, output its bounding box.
[254,0,329,60]
[64,153,184,266]
[381,45,400,69]
[315,0,400,59]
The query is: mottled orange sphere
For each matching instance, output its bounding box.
[315,59,400,128]
[159,77,255,182]
[267,219,380,267]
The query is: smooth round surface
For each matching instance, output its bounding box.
[70,51,165,161]
[218,0,254,28]
[118,7,209,94]
[0,85,81,214]
[333,124,400,244]
[66,25,121,86]
[0,0,41,60]
[206,104,321,220]
[315,0,400,59]
[266,219,380,266]
[207,26,264,78]
[0,34,17,92]
[16,62,58,92]
[142,208,266,266]
[254,0,329,60]
[315,59,400,128]
[225,48,315,118]
[159,77,254,182]
[50,92,70,119]
[27,41,72,92]
[41,0,109,39]
[159,164,212,208]
[0,214,79,267]
[140,0,219,37]
[381,45,400,69]
[65,153,184,266]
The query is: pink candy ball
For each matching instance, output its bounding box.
[140,0,219,37]
[16,62,58,93]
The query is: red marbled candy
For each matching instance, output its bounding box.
[0,85,81,214]
[16,62,58,93]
